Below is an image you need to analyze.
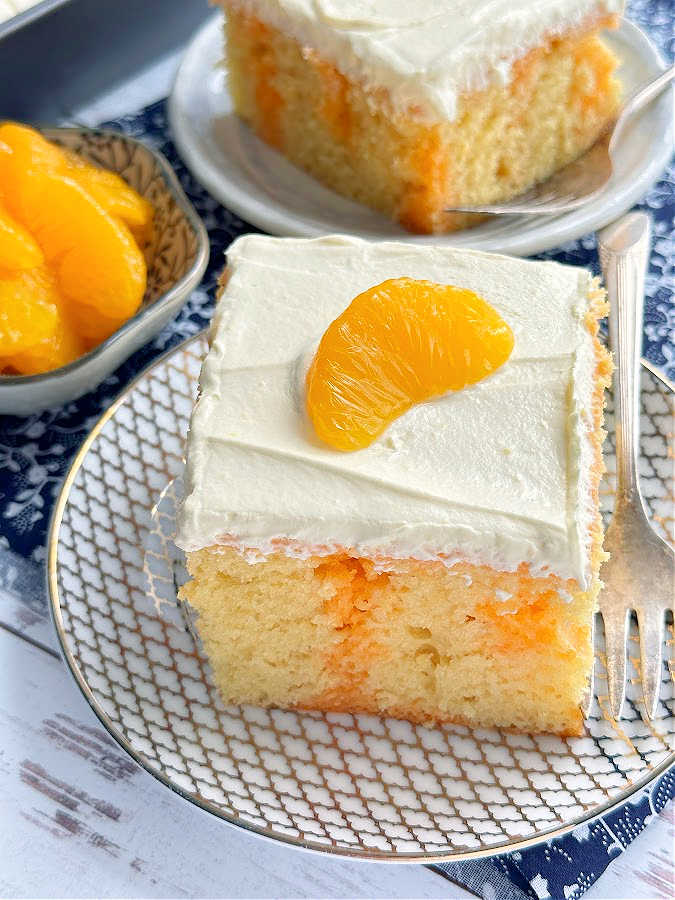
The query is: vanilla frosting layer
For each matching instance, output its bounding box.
[176,235,601,588]
[224,0,622,121]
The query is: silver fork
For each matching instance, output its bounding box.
[597,212,674,721]
[445,65,675,216]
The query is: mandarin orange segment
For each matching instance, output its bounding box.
[0,266,60,356]
[0,202,44,270]
[0,122,65,178]
[10,311,85,374]
[306,277,514,451]
[0,122,152,374]
[1,166,146,325]
[64,300,130,344]
[0,123,153,233]
[62,149,154,232]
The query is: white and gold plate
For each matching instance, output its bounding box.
[48,334,674,861]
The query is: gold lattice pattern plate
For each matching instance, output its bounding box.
[48,334,674,862]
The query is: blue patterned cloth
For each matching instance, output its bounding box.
[0,1,672,897]
[434,770,675,899]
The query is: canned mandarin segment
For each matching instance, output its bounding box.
[0,122,153,375]
[306,277,515,451]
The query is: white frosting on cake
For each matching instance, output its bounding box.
[176,235,602,589]
[224,0,622,121]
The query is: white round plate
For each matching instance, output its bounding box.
[168,16,673,255]
[48,335,674,862]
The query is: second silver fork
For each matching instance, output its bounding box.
[597,212,674,721]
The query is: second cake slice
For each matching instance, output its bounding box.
[220,0,622,233]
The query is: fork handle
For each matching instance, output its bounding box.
[598,213,651,501]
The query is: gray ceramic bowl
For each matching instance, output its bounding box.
[0,126,209,415]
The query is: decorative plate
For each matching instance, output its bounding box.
[48,335,674,862]
[168,16,673,256]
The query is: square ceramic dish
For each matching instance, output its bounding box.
[0,126,209,415]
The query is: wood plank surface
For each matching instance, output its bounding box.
[0,626,466,899]
[0,549,55,652]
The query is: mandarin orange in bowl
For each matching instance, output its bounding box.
[0,125,208,415]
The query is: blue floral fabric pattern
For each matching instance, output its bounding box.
[434,769,675,899]
[0,1,672,897]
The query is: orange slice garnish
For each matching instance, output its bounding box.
[306,277,514,451]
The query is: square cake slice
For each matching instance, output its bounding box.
[176,235,611,736]
[220,0,622,233]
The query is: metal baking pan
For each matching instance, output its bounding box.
[0,0,210,121]
[0,0,70,42]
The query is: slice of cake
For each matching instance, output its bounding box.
[220,0,622,233]
[176,234,611,736]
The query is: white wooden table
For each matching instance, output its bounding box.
[1,48,673,900]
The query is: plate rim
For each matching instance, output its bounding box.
[167,15,674,256]
[46,333,675,863]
